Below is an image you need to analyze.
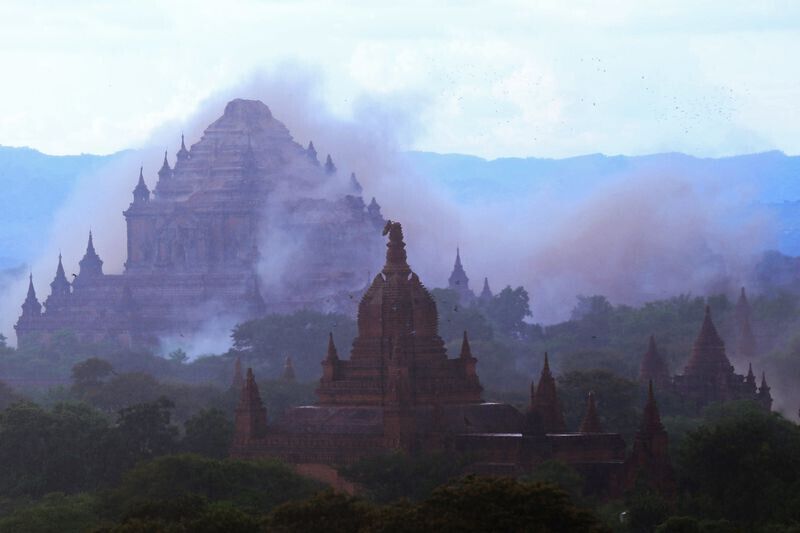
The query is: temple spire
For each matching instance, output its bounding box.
[479,277,493,304]
[349,172,363,194]
[78,231,104,277]
[133,166,150,203]
[306,141,319,165]
[639,334,669,388]
[684,305,732,377]
[532,352,567,433]
[579,391,603,433]
[745,362,757,393]
[641,380,664,434]
[459,330,472,359]
[45,253,71,312]
[233,368,268,443]
[51,254,70,295]
[757,371,773,411]
[624,380,675,495]
[324,154,337,175]
[282,356,296,382]
[326,332,339,362]
[321,332,339,382]
[158,150,172,180]
[21,273,42,318]
[231,357,244,390]
[448,247,472,302]
[176,133,190,162]
[381,221,411,277]
[736,287,757,359]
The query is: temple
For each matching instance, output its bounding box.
[447,248,474,304]
[653,304,772,412]
[639,335,671,390]
[15,99,386,348]
[735,287,757,360]
[230,222,674,497]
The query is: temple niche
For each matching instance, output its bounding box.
[231,221,675,498]
[15,99,386,348]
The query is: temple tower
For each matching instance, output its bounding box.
[45,254,71,312]
[448,248,474,303]
[132,167,150,204]
[531,353,567,433]
[579,391,604,433]
[639,335,670,389]
[479,277,493,305]
[320,332,340,383]
[324,154,337,175]
[231,357,244,390]
[744,363,757,394]
[20,274,42,318]
[233,368,268,444]
[317,221,483,407]
[176,133,190,162]
[282,356,296,382]
[735,287,757,360]
[14,274,43,347]
[158,151,172,181]
[676,306,736,408]
[624,381,675,495]
[758,372,773,411]
[306,141,319,165]
[77,231,104,279]
[349,172,363,194]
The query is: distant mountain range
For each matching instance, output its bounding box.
[0,146,125,269]
[2,145,800,272]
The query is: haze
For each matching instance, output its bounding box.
[1,1,799,158]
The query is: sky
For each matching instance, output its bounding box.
[0,1,799,159]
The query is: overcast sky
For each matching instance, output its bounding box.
[0,1,798,158]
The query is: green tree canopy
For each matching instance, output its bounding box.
[182,408,233,459]
[676,404,800,527]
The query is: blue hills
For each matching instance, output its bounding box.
[2,146,800,273]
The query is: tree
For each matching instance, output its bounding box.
[167,348,189,364]
[340,452,469,503]
[107,496,262,533]
[102,397,179,479]
[0,380,23,409]
[101,454,322,520]
[182,408,234,459]
[267,491,375,533]
[93,372,162,412]
[0,493,101,533]
[558,370,640,438]
[230,310,357,381]
[625,482,671,533]
[411,476,607,532]
[71,357,114,399]
[485,286,532,338]
[430,288,494,343]
[524,460,585,503]
[676,405,800,527]
[268,477,607,532]
[0,401,110,496]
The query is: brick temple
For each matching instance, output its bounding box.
[231,221,674,496]
[15,99,385,348]
[639,294,773,413]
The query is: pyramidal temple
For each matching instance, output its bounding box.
[15,99,386,348]
[231,221,675,497]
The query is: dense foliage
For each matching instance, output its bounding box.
[0,288,799,530]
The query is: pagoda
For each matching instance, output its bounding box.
[15,99,386,349]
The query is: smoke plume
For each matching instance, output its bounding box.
[0,63,779,356]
